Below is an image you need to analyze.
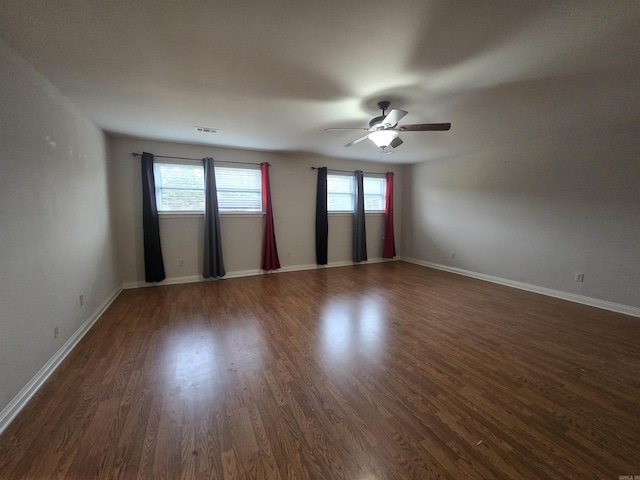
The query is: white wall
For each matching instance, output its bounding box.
[0,40,120,413]
[402,126,640,310]
[108,136,403,285]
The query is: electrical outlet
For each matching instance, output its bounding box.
[575,273,585,282]
[79,294,84,306]
[179,259,185,267]
[451,252,456,259]
[54,326,58,339]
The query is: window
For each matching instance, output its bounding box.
[154,163,204,212]
[363,177,386,212]
[327,174,386,213]
[327,174,354,212]
[214,166,262,212]
[153,162,262,213]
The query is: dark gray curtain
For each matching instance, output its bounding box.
[315,167,328,265]
[141,152,165,282]
[353,170,367,263]
[203,157,225,278]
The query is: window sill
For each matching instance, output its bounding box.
[159,212,203,219]
[328,212,385,216]
[159,212,265,219]
[222,212,264,218]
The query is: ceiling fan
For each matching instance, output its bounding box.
[325,101,451,151]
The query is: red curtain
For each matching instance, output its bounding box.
[382,172,396,258]
[261,163,281,271]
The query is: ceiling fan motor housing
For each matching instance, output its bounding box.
[369,115,386,128]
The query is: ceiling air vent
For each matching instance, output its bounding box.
[195,126,218,133]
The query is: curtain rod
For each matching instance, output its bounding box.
[310,167,390,176]
[131,152,262,166]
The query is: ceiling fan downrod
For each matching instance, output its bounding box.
[369,101,391,128]
[377,100,390,115]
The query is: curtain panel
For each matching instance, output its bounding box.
[141,152,166,282]
[261,162,281,271]
[315,167,328,265]
[353,170,368,262]
[203,157,226,278]
[382,171,396,258]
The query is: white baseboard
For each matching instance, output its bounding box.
[0,286,123,436]
[278,257,396,274]
[122,257,398,289]
[123,274,204,289]
[400,257,640,318]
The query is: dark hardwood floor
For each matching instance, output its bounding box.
[1,261,639,479]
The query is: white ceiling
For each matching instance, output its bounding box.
[1,0,638,164]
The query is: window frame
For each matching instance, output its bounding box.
[153,161,263,215]
[326,173,355,213]
[213,164,263,214]
[362,176,386,214]
[326,173,386,214]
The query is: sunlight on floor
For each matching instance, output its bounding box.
[320,294,387,365]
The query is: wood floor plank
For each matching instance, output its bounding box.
[1,262,639,479]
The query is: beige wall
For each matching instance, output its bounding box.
[402,126,640,309]
[0,40,120,412]
[108,136,403,285]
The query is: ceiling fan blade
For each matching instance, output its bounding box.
[399,122,451,132]
[389,137,403,149]
[325,127,370,131]
[344,134,370,147]
[378,109,408,128]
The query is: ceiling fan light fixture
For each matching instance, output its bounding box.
[368,130,398,148]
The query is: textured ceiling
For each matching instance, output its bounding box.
[1,0,638,163]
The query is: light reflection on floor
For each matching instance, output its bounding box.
[161,328,220,392]
[319,294,386,364]
[159,319,265,396]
